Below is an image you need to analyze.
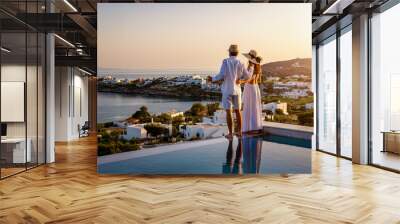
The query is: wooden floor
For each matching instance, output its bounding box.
[1,136,400,224]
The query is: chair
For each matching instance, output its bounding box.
[79,121,90,138]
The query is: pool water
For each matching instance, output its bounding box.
[97,135,311,175]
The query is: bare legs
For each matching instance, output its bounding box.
[226,109,233,138]
[225,109,243,139]
[234,109,242,137]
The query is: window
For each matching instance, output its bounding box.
[317,35,337,154]
[0,4,46,179]
[370,3,400,171]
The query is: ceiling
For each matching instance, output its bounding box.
[0,0,391,75]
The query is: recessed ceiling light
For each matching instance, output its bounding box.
[1,47,11,53]
[78,67,92,76]
[323,0,354,15]
[63,0,78,12]
[54,34,75,48]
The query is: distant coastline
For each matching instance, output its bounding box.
[97,70,217,80]
[97,87,221,100]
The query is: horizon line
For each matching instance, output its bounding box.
[98,57,312,75]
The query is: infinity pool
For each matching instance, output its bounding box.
[97,135,311,175]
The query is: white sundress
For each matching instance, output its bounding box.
[242,80,263,133]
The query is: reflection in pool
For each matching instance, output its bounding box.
[98,135,311,175]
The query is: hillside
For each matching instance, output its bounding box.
[262,58,311,78]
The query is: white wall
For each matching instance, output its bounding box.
[55,67,89,141]
[1,65,40,137]
[1,63,46,164]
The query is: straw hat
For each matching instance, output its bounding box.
[243,49,258,64]
[228,44,239,53]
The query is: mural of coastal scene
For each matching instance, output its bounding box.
[97,3,312,174]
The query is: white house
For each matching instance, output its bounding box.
[188,75,205,86]
[166,111,184,118]
[263,102,289,115]
[202,109,227,125]
[281,89,309,99]
[122,124,147,140]
[101,76,117,84]
[201,82,220,91]
[266,76,280,81]
[212,109,227,124]
[116,78,129,84]
[180,123,228,140]
[305,103,314,110]
[273,82,312,92]
[113,121,128,128]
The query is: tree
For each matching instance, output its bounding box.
[103,122,114,128]
[297,111,314,127]
[132,106,151,123]
[120,142,140,152]
[188,103,207,117]
[140,106,148,113]
[172,115,185,126]
[171,126,180,137]
[273,114,291,123]
[263,110,271,115]
[144,124,169,138]
[206,102,220,116]
[155,113,172,124]
[264,110,274,121]
[275,109,284,115]
[264,82,274,95]
[97,129,141,156]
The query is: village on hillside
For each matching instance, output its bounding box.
[97,58,314,156]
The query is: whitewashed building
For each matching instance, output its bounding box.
[122,125,147,140]
[281,89,309,99]
[202,109,227,125]
[212,109,227,124]
[113,121,129,128]
[305,103,314,110]
[166,111,184,118]
[180,124,228,140]
[263,102,289,115]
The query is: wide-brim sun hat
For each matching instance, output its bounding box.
[243,49,258,64]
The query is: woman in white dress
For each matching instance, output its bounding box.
[237,55,263,134]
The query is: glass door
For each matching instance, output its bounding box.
[317,35,337,154]
[1,30,28,178]
[0,2,46,179]
[370,3,400,171]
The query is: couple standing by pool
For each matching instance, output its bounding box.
[207,44,263,139]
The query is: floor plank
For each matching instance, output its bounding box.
[0,136,400,224]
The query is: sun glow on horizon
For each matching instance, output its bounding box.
[98,3,312,74]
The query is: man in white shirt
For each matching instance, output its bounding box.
[207,44,253,138]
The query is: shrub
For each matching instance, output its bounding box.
[207,102,220,116]
[188,103,207,117]
[297,111,314,126]
[275,109,284,115]
[144,123,169,138]
[132,106,152,123]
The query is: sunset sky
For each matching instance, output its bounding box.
[98,3,311,74]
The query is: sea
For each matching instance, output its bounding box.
[98,92,218,123]
[98,70,217,80]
